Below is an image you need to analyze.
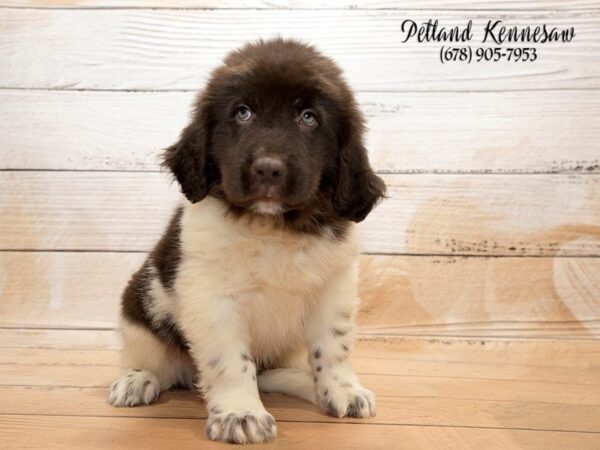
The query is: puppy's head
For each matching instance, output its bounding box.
[163,38,385,227]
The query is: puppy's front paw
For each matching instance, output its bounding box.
[317,383,376,419]
[107,368,160,407]
[205,409,277,444]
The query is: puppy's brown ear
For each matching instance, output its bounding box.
[162,98,212,203]
[333,111,386,223]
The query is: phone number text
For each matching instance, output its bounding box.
[439,46,538,63]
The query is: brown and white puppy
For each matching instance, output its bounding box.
[107,38,385,444]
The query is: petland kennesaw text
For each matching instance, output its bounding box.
[401,20,575,44]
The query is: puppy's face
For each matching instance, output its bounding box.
[209,75,338,215]
[164,39,385,228]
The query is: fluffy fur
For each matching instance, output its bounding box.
[108,38,385,444]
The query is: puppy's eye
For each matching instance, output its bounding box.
[235,105,253,122]
[299,110,318,127]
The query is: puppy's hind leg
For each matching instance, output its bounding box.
[258,368,317,405]
[108,318,196,407]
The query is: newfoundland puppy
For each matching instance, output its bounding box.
[107,38,385,444]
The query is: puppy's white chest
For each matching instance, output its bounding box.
[179,199,359,359]
[243,239,330,294]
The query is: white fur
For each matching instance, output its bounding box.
[118,318,196,391]
[109,197,375,443]
[108,368,160,407]
[250,199,284,215]
[258,368,316,404]
[146,276,174,326]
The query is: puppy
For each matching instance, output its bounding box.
[107,38,385,444]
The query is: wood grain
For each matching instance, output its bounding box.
[1,252,599,339]
[2,329,600,446]
[3,414,599,450]
[2,0,599,10]
[2,89,599,173]
[2,330,599,408]
[1,329,599,386]
[0,171,177,252]
[358,255,600,338]
[6,345,597,385]
[0,252,143,329]
[2,386,599,433]
[1,171,599,255]
[1,3,599,449]
[2,328,598,447]
[1,9,599,91]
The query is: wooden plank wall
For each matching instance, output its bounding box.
[0,1,599,344]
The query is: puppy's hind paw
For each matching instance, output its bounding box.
[107,369,160,407]
[205,409,277,444]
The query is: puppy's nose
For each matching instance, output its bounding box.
[251,157,286,185]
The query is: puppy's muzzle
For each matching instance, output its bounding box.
[251,156,286,190]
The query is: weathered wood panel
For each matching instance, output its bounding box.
[1,9,598,91]
[1,252,599,338]
[0,252,143,329]
[2,0,599,10]
[1,330,599,384]
[0,171,177,251]
[2,89,599,173]
[1,172,599,255]
[358,254,600,338]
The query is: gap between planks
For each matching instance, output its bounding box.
[1,0,600,12]
[2,4,600,12]
[3,248,600,257]
[4,87,600,92]
[4,170,600,175]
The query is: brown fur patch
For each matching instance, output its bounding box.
[121,209,188,352]
[150,207,183,290]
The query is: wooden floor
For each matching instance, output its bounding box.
[2,0,600,449]
[1,331,599,449]
[2,332,600,449]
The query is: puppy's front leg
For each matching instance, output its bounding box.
[306,266,376,418]
[181,294,276,444]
